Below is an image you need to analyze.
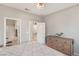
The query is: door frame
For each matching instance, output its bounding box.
[29,20,33,41]
[4,17,21,47]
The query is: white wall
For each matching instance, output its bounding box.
[44,5,79,55]
[0,5,43,45]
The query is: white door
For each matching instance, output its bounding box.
[37,23,45,44]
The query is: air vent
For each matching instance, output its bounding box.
[25,8,30,11]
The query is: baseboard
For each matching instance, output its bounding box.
[74,52,79,56]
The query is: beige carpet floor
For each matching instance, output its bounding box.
[0,42,66,56]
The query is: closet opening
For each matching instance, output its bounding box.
[4,17,21,47]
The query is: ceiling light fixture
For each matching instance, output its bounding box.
[35,3,46,9]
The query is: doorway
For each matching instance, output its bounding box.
[29,21,45,44]
[4,17,21,47]
[31,22,38,43]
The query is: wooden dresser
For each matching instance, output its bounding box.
[46,36,74,56]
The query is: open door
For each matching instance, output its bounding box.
[37,23,45,44]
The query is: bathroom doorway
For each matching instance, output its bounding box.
[4,17,21,47]
[31,22,38,43]
[29,21,45,44]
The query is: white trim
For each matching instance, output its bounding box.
[4,17,21,47]
[19,18,21,44]
[29,21,31,41]
[29,21,32,41]
[4,17,6,47]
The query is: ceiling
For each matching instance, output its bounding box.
[1,3,77,16]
